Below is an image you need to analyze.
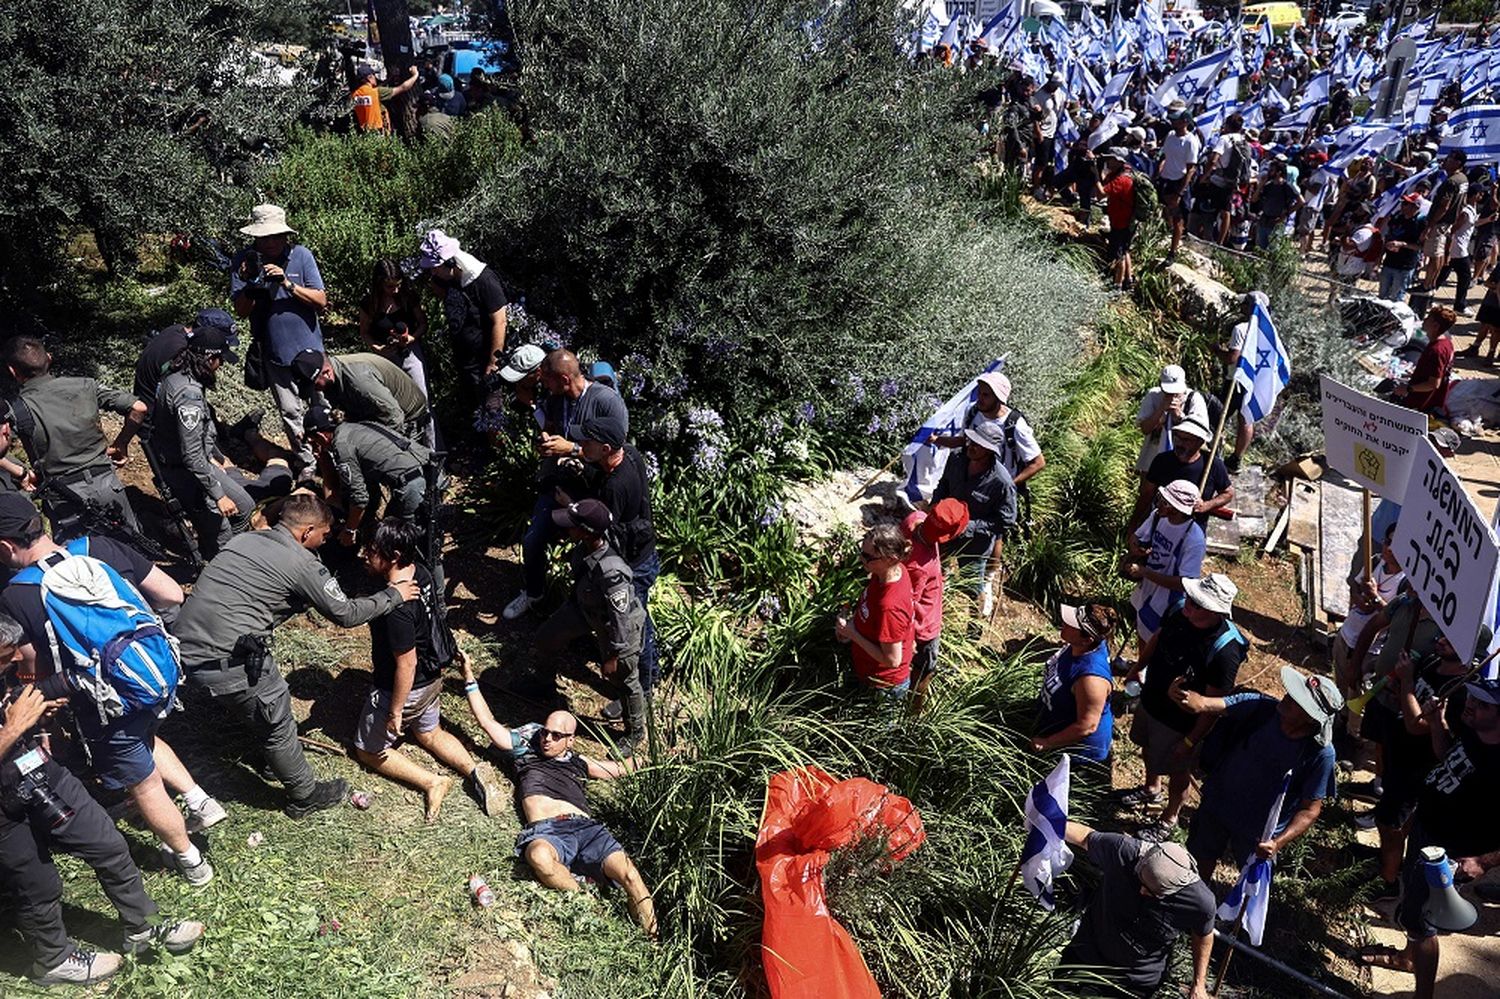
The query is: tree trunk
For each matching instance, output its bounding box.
[373,0,419,139]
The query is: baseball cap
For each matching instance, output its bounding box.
[551,498,613,535]
[1135,841,1200,897]
[1159,364,1188,394]
[924,498,970,544]
[437,73,455,92]
[356,63,378,79]
[1281,666,1344,746]
[1159,479,1201,515]
[0,494,41,540]
[977,371,1012,403]
[499,344,547,383]
[193,308,239,342]
[964,422,1006,455]
[1465,676,1500,706]
[291,349,326,383]
[589,360,617,388]
[1060,603,1117,644]
[1184,572,1238,616]
[186,325,240,364]
[303,405,337,434]
[579,412,626,449]
[416,229,462,270]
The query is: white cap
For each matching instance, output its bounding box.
[1159,364,1188,394]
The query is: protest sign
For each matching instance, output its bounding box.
[1394,438,1500,663]
[1319,375,1428,497]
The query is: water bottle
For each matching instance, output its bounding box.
[469,874,495,908]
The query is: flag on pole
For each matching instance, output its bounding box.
[1373,163,1440,219]
[900,360,1004,504]
[1216,770,1292,946]
[1152,47,1232,111]
[1439,105,1500,165]
[1020,754,1073,911]
[1233,300,1291,422]
[1097,66,1134,113]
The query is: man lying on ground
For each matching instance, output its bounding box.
[458,654,657,936]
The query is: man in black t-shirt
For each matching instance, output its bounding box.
[415,230,507,415]
[1124,574,1246,841]
[1132,417,1233,530]
[1364,677,1500,999]
[1380,194,1427,304]
[353,518,498,823]
[1058,822,1215,999]
[457,655,658,937]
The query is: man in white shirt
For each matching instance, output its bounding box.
[1156,109,1202,260]
[1135,365,1210,476]
[1031,73,1064,194]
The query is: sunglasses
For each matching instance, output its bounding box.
[858,549,879,562]
[540,728,574,741]
[1303,675,1337,717]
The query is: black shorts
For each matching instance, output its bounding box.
[1197,182,1230,214]
[1108,225,1136,261]
[911,635,940,684]
[1156,176,1189,200]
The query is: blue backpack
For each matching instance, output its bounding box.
[12,539,180,721]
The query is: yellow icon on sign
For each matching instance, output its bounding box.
[1355,444,1385,487]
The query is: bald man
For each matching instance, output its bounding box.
[503,350,631,620]
[458,655,656,935]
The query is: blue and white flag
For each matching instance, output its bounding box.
[1216,770,1291,946]
[1234,300,1290,423]
[1412,74,1448,128]
[1098,67,1134,113]
[1301,69,1332,108]
[935,14,963,54]
[1055,110,1079,174]
[1262,81,1290,113]
[1462,58,1490,103]
[1439,105,1500,165]
[1276,101,1322,132]
[1152,46,1232,111]
[1020,754,1073,911]
[1373,163,1440,219]
[1376,15,1392,51]
[900,359,1005,503]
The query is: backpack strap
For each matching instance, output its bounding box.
[5,393,38,460]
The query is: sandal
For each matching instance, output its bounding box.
[1116,786,1164,808]
[1358,944,1414,974]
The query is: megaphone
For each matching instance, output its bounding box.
[1347,673,1393,718]
[1420,847,1479,932]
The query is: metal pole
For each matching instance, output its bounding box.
[1210,929,1355,999]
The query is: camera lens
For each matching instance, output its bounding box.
[31,786,75,830]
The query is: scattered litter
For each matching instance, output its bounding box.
[246,831,264,848]
[318,918,343,936]
[469,874,496,908]
[349,790,372,810]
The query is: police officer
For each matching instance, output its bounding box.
[0,615,205,986]
[173,493,418,817]
[303,405,431,545]
[291,349,431,446]
[1,336,145,540]
[0,403,26,495]
[149,326,292,559]
[533,499,648,754]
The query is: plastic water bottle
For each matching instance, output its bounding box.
[469,874,495,908]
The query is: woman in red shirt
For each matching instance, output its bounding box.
[1100,149,1136,294]
[835,524,916,696]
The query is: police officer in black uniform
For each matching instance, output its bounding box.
[1,336,146,540]
[0,614,205,986]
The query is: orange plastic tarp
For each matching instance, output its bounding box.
[755,766,926,999]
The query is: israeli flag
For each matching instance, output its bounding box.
[1413,74,1447,128]
[1373,162,1440,219]
[1376,15,1392,51]
[1196,102,1230,144]
[1301,69,1331,108]
[1217,770,1291,946]
[1258,16,1273,50]
[1071,61,1103,107]
[1262,81,1290,113]
[1324,127,1402,177]
[1463,58,1490,103]
[1097,67,1134,113]
[900,359,1005,503]
[1020,754,1073,911]
[935,14,963,54]
[1439,105,1500,165]
[1234,300,1291,423]
[1276,101,1322,131]
[1153,46,1232,111]
[1055,110,1079,175]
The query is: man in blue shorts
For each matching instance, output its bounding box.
[457,655,657,936]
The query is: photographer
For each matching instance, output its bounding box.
[230,204,328,471]
[0,614,205,986]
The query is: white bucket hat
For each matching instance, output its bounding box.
[239,204,296,238]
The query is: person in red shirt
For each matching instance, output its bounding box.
[1396,306,1458,414]
[835,524,916,695]
[1100,149,1137,295]
[900,500,970,711]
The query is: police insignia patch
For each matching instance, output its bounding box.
[324,577,346,601]
[179,406,203,431]
[607,586,631,613]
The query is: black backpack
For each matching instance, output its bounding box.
[417,571,457,670]
[1216,136,1252,189]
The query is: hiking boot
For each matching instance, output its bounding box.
[1116,785,1164,808]
[31,947,123,986]
[184,796,228,833]
[463,763,500,817]
[1138,817,1178,843]
[503,591,539,621]
[284,778,349,819]
[1225,453,1242,473]
[123,920,206,956]
[161,846,215,887]
[226,408,265,442]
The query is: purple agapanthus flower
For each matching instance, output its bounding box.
[797,402,816,423]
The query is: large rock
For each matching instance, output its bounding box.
[1166,261,1239,326]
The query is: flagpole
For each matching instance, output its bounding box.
[1361,488,1373,580]
[1211,911,1244,997]
[847,453,905,503]
[1199,379,1236,496]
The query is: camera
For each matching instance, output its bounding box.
[12,745,74,830]
[239,250,276,297]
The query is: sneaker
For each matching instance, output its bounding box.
[285,777,349,820]
[463,763,500,817]
[978,583,995,619]
[226,407,265,442]
[161,846,215,887]
[185,796,228,833]
[123,920,206,956]
[31,948,122,986]
[1225,453,1243,473]
[1138,818,1177,843]
[601,699,624,721]
[503,591,539,621]
[1116,785,1164,808]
